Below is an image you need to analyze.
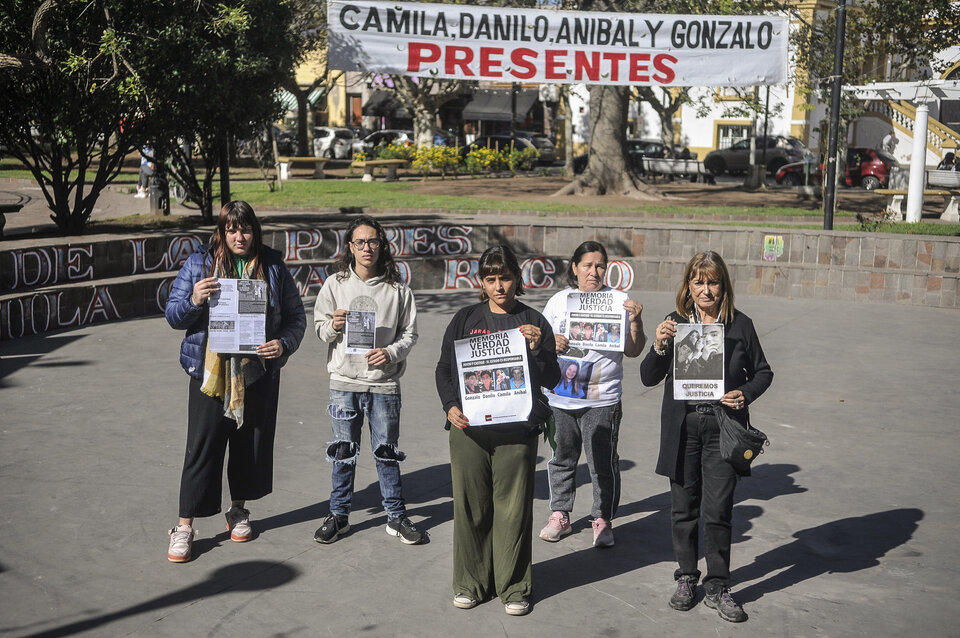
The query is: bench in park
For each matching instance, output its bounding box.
[641,157,714,183]
[876,188,960,222]
[0,202,24,239]
[276,156,329,180]
[351,159,407,182]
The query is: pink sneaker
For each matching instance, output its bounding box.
[225,506,252,542]
[592,517,614,548]
[539,511,572,542]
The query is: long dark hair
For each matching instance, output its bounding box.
[477,244,525,301]
[567,241,608,288]
[675,250,735,324]
[335,215,402,285]
[206,201,265,280]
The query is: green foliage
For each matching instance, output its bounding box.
[375,142,414,161]
[412,145,461,178]
[506,147,540,173]
[464,147,506,174]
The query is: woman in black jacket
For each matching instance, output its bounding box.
[435,245,560,617]
[640,251,772,623]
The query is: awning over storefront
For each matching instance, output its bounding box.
[462,89,538,123]
[276,88,325,111]
[362,90,411,119]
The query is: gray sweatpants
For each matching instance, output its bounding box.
[546,402,622,520]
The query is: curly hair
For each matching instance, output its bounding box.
[334,215,402,285]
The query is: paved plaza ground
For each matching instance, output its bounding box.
[1,287,957,637]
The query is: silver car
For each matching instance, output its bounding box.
[313,127,354,159]
[352,129,415,157]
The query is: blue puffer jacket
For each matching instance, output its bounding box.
[165,244,306,379]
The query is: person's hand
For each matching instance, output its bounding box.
[721,390,746,410]
[365,348,390,366]
[447,406,469,429]
[624,299,643,323]
[654,319,677,351]
[519,324,541,350]
[554,333,569,353]
[191,277,219,306]
[331,309,348,331]
[257,339,284,359]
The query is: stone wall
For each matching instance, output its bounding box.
[2,221,957,340]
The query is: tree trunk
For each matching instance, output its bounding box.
[412,104,435,147]
[554,85,661,200]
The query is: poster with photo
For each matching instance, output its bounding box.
[208,278,267,354]
[673,323,725,401]
[551,357,596,401]
[565,290,627,352]
[455,329,532,426]
[345,310,376,355]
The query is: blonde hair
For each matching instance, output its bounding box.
[675,251,735,324]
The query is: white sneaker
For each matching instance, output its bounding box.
[167,524,195,562]
[225,507,252,542]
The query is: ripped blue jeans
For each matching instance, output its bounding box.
[326,389,406,519]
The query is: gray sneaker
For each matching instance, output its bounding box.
[703,587,747,622]
[668,575,698,611]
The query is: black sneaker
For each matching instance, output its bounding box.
[703,587,747,623]
[385,514,424,545]
[668,575,698,611]
[314,514,349,544]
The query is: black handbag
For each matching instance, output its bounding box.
[715,406,769,475]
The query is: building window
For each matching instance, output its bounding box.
[717,124,752,149]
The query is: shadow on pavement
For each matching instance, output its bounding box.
[732,507,924,604]
[11,561,299,638]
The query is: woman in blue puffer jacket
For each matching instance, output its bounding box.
[164,200,305,563]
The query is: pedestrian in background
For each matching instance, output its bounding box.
[640,250,773,623]
[539,241,646,548]
[313,216,423,546]
[435,244,560,616]
[136,142,154,198]
[164,200,306,563]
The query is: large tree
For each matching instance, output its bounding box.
[0,0,149,234]
[139,0,302,222]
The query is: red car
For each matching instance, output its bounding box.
[775,147,898,190]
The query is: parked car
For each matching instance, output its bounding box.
[515,131,558,165]
[775,147,898,190]
[704,135,806,175]
[273,127,298,156]
[353,129,414,157]
[313,127,354,159]
[572,138,695,174]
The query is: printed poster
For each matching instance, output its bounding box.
[455,329,532,426]
[673,323,725,401]
[345,310,377,355]
[208,278,267,354]
[565,290,627,352]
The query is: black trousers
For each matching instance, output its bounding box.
[669,409,738,593]
[178,371,281,518]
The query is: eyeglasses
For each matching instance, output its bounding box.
[350,238,381,249]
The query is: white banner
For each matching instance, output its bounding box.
[328,0,788,87]
[455,329,532,426]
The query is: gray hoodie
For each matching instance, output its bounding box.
[314,267,418,393]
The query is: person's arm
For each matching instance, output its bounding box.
[382,286,418,364]
[735,317,773,405]
[272,263,306,357]
[640,315,676,387]
[526,314,560,390]
[435,308,465,415]
[313,279,342,343]
[165,253,206,330]
[622,297,647,358]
